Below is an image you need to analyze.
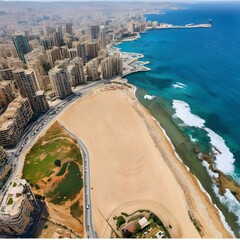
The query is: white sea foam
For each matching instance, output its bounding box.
[172,82,187,89]
[172,100,237,178]
[151,113,237,236]
[201,161,219,179]
[213,185,240,230]
[189,134,198,143]
[205,127,235,175]
[144,94,156,100]
[194,176,236,237]
[172,100,205,128]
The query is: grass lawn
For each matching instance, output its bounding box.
[56,162,69,176]
[23,122,82,184]
[47,161,83,204]
[70,200,83,219]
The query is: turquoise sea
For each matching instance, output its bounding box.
[118,2,240,236]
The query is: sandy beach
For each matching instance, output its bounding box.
[60,84,231,238]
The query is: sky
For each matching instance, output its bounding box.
[1,0,240,1]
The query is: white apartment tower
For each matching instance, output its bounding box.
[0,178,39,236]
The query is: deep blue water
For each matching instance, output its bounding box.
[118,2,240,234]
[119,2,240,179]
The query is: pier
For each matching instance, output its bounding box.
[147,23,212,30]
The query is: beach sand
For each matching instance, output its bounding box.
[59,84,231,238]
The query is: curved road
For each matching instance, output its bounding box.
[1,80,109,236]
[60,124,97,238]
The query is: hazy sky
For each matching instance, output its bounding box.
[1,0,240,1]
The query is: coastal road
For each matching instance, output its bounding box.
[60,124,97,238]
[1,80,108,195]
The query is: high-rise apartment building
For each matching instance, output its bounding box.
[86,58,99,81]
[0,81,15,107]
[67,57,85,86]
[73,42,87,63]
[46,47,62,67]
[90,25,100,40]
[53,32,62,47]
[99,26,107,49]
[0,178,39,236]
[67,48,77,60]
[49,67,72,99]
[101,52,123,79]
[87,41,99,60]
[13,69,49,113]
[25,47,51,91]
[0,97,33,147]
[0,69,14,81]
[59,46,68,59]
[12,34,31,63]
[66,23,73,35]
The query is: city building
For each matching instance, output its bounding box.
[44,25,54,36]
[90,25,100,40]
[0,69,14,81]
[67,48,77,60]
[57,26,64,39]
[67,57,86,86]
[24,47,51,91]
[99,26,107,49]
[28,39,41,51]
[0,178,39,236]
[66,23,73,35]
[0,81,15,107]
[12,34,31,63]
[86,58,100,81]
[49,67,72,99]
[74,42,87,63]
[60,46,69,59]
[46,47,62,67]
[101,52,123,79]
[0,97,33,147]
[87,41,99,60]
[53,32,62,47]
[13,69,49,113]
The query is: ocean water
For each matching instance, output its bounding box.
[118,2,240,236]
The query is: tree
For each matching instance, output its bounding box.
[54,159,61,167]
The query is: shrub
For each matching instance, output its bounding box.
[54,159,61,167]
[116,216,126,230]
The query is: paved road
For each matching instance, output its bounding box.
[1,80,107,204]
[60,124,97,238]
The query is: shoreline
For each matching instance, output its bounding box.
[129,84,234,237]
[59,84,232,238]
[116,25,240,235]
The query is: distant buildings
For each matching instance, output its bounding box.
[12,34,31,63]
[66,23,73,35]
[0,97,33,147]
[90,25,100,40]
[0,178,40,236]
[49,67,72,99]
